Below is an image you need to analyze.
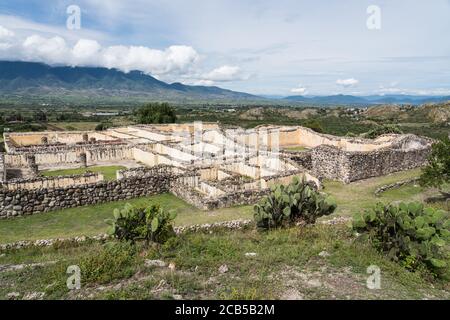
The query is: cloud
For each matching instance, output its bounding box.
[191,79,215,86]
[22,35,70,63]
[201,65,242,82]
[72,39,102,63]
[180,65,246,86]
[0,25,15,50]
[101,45,199,75]
[336,78,359,88]
[0,25,14,38]
[0,27,200,77]
[290,85,307,95]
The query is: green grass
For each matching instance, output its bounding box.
[0,169,440,245]
[48,122,99,131]
[0,194,252,244]
[0,224,448,300]
[42,166,126,181]
[323,169,428,217]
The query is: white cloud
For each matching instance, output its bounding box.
[201,65,242,82]
[180,65,246,86]
[191,79,215,86]
[72,39,102,63]
[0,30,201,77]
[22,35,70,63]
[336,78,359,88]
[0,25,14,38]
[290,85,307,95]
[101,45,199,75]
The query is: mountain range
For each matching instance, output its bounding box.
[0,61,449,106]
[0,61,258,103]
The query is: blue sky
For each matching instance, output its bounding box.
[0,0,450,96]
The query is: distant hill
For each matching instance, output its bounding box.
[284,94,368,105]
[1,61,449,106]
[284,94,450,105]
[0,61,261,103]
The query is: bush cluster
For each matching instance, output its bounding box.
[107,203,177,244]
[353,202,450,277]
[254,177,337,230]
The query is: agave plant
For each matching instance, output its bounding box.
[254,176,337,230]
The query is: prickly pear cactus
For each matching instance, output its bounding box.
[106,203,177,244]
[353,202,450,277]
[254,176,337,230]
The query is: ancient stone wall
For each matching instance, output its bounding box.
[1,173,103,191]
[0,153,5,183]
[345,148,430,183]
[203,189,271,211]
[5,144,132,168]
[284,151,312,170]
[311,146,349,182]
[311,144,431,183]
[0,167,175,218]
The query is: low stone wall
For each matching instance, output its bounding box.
[284,151,312,170]
[0,220,253,252]
[374,178,420,196]
[0,153,5,183]
[0,173,103,191]
[311,144,431,183]
[345,148,430,183]
[5,144,132,168]
[203,189,271,211]
[169,182,209,210]
[0,167,175,218]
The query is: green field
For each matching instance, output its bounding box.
[48,122,99,131]
[1,223,448,300]
[0,194,253,244]
[42,166,126,181]
[0,168,439,245]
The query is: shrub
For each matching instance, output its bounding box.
[353,202,450,277]
[136,102,177,124]
[107,203,177,244]
[303,119,324,133]
[363,124,403,139]
[254,177,337,230]
[419,137,450,196]
[78,242,138,284]
[95,122,112,131]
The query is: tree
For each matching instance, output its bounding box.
[303,119,324,133]
[95,122,112,131]
[136,102,176,124]
[33,110,48,122]
[363,124,403,139]
[420,137,450,197]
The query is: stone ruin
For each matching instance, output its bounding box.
[0,123,433,218]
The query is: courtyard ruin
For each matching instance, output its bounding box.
[0,123,433,218]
